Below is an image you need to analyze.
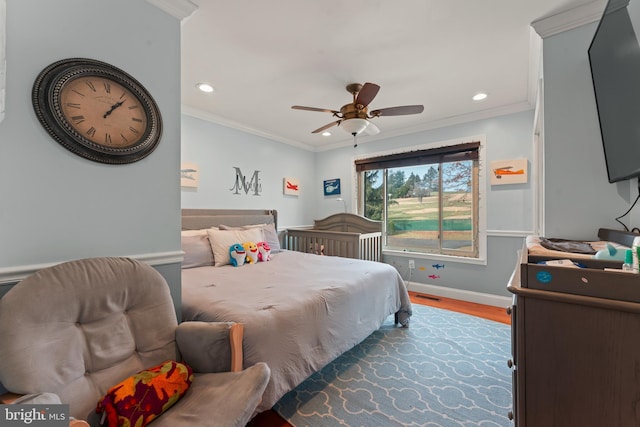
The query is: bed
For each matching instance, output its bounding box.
[180,209,412,413]
[284,212,383,261]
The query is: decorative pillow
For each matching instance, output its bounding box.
[181,234,214,269]
[207,228,263,266]
[243,241,259,264]
[96,360,193,427]
[229,243,247,266]
[219,223,281,253]
[257,241,271,261]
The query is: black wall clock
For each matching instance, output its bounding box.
[32,58,162,164]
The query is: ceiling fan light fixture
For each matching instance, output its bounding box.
[321,131,331,137]
[341,118,369,135]
[292,82,424,137]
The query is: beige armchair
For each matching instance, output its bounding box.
[0,257,270,427]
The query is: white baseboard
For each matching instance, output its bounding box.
[407,281,512,308]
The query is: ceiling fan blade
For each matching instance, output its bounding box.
[355,82,380,108]
[292,105,340,114]
[364,121,380,136]
[369,105,424,117]
[312,120,341,134]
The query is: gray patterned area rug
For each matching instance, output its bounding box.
[272,303,512,427]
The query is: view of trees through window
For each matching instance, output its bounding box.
[362,160,477,257]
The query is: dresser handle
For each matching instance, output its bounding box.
[506,306,512,315]
[508,411,514,420]
[507,359,513,368]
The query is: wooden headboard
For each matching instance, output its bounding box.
[181,209,277,230]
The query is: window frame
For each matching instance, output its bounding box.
[353,136,487,265]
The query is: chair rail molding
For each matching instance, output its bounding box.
[0,251,184,285]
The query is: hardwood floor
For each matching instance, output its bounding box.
[246,291,511,427]
[408,291,511,325]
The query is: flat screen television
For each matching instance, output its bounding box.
[588,0,640,183]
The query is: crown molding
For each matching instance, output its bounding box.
[146,0,198,21]
[531,0,607,38]
[181,105,316,151]
[316,101,534,152]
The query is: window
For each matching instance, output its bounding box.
[356,141,480,258]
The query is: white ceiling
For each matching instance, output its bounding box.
[180,0,606,151]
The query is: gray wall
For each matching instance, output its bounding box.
[0,0,182,310]
[542,20,636,239]
[181,114,316,228]
[542,0,640,238]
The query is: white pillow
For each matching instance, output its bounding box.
[181,227,218,237]
[207,228,264,266]
[219,223,281,253]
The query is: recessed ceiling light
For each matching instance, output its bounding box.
[196,83,215,93]
[473,92,488,101]
[322,131,331,137]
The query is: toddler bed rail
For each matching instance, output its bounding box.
[284,213,382,262]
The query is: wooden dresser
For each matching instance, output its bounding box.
[507,236,640,426]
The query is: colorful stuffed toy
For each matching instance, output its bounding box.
[229,243,246,266]
[257,241,271,261]
[243,241,259,264]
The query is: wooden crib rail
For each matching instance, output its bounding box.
[285,228,382,262]
[284,213,383,262]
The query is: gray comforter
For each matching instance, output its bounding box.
[181,250,412,412]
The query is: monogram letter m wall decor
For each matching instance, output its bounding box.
[230,167,262,195]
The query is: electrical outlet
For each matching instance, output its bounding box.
[408,259,415,269]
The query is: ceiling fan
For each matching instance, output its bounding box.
[291,82,424,137]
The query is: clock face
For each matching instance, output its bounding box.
[32,58,162,164]
[59,76,149,148]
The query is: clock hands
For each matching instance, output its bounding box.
[103,99,125,118]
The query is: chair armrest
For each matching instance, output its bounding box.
[0,392,22,404]
[175,321,244,373]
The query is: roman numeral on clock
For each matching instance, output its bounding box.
[71,115,85,124]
